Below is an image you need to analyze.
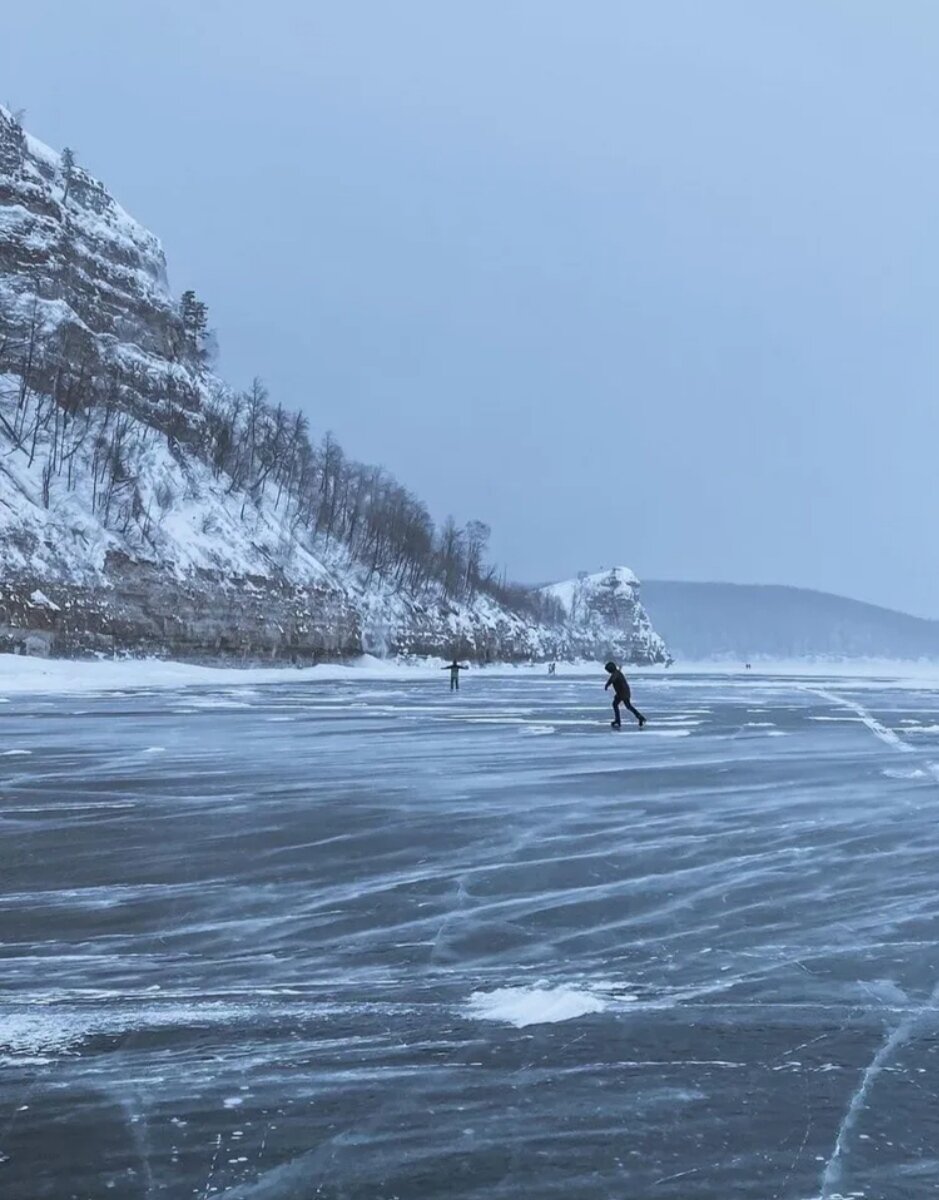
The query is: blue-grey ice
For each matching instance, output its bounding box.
[3,669,939,1198]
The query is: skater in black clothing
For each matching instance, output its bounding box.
[443,660,468,691]
[604,661,646,728]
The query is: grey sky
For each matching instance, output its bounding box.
[4,2,939,615]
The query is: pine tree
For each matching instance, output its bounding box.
[61,147,76,204]
[179,290,209,362]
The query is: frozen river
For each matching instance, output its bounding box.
[3,669,939,1199]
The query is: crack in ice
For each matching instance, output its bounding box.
[799,684,939,1196]
[804,685,939,784]
[819,981,939,1198]
[804,688,913,754]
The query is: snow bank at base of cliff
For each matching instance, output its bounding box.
[0,653,621,694]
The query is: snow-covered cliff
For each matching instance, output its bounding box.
[0,110,668,665]
[0,108,184,406]
[541,568,670,665]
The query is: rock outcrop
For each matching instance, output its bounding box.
[541,568,670,665]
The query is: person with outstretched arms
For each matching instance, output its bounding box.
[443,660,469,691]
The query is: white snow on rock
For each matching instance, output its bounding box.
[541,567,669,664]
[28,589,60,611]
[543,565,639,616]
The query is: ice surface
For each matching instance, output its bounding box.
[3,668,939,1198]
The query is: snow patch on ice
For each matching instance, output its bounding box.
[465,986,607,1027]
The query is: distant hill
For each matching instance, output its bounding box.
[642,581,939,662]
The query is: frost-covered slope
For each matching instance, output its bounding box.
[541,568,669,664]
[0,110,667,664]
[0,368,563,661]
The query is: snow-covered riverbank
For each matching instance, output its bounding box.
[4,651,939,695]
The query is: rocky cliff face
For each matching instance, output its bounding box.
[541,568,670,665]
[0,108,196,427]
[0,110,668,665]
[0,112,167,330]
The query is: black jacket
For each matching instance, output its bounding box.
[605,668,630,699]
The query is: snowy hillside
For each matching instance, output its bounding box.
[0,109,667,664]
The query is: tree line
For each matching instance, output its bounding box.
[0,286,562,624]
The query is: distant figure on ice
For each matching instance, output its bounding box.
[548,661,556,677]
[604,661,646,729]
[443,660,469,691]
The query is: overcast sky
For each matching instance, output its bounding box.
[4,2,939,615]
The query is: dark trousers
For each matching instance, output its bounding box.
[613,693,644,725]
[451,675,459,690]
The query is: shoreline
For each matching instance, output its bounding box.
[4,652,939,695]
